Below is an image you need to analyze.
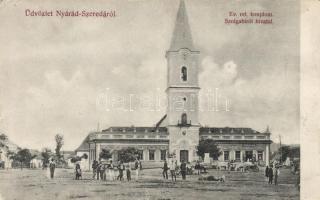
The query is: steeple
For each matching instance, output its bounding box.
[169,0,195,51]
[265,125,270,133]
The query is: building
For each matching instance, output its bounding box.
[30,155,43,169]
[74,136,92,170]
[0,133,19,169]
[76,0,272,169]
[59,150,77,169]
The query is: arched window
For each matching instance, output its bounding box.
[181,113,187,125]
[181,66,187,81]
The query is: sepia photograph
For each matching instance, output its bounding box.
[0,0,305,199]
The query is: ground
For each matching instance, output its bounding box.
[0,167,299,200]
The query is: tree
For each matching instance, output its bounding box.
[6,150,15,159]
[71,156,81,163]
[197,139,222,160]
[55,134,64,163]
[0,134,7,141]
[99,149,112,160]
[118,147,139,163]
[82,153,88,159]
[0,142,6,148]
[279,145,290,162]
[10,149,35,169]
[41,148,52,167]
[70,154,88,163]
[277,145,300,163]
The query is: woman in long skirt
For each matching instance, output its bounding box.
[108,160,115,181]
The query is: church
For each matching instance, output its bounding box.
[75,0,272,170]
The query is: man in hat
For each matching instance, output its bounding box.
[162,160,169,179]
[49,158,56,179]
[180,160,187,180]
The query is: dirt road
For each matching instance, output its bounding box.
[0,168,299,200]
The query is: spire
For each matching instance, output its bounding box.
[169,0,195,51]
[97,122,100,132]
[265,125,270,133]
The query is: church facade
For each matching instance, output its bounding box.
[75,0,272,170]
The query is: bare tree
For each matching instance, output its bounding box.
[55,134,64,164]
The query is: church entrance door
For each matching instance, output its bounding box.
[245,151,253,162]
[180,150,189,163]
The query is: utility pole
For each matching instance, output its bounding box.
[88,141,91,172]
[279,134,282,164]
[97,122,100,132]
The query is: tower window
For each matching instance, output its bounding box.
[181,66,187,81]
[181,113,187,125]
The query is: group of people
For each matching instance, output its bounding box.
[91,158,142,182]
[49,156,282,186]
[162,159,188,181]
[265,164,280,185]
[50,157,283,186]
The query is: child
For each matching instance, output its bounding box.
[75,163,82,180]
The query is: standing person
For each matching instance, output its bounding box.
[96,161,102,180]
[108,160,115,181]
[265,165,269,182]
[92,160,98,180]
[100,163,106,181]
[126,162,132,181]
[169,159,177,182]
[274,167,280,185]
[135,158,142,181]
[75,162,82,180]
[195,161,201,175]
[117,161,125,181]
[49,159,56,179]
[162,160,168,179]
[296,171,300,190]
[42,162,46,170]
[180,160,187,180]
[268,165,273,184]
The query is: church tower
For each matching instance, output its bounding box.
[166,0,200,163]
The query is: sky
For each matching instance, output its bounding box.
[0,0,300,150]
